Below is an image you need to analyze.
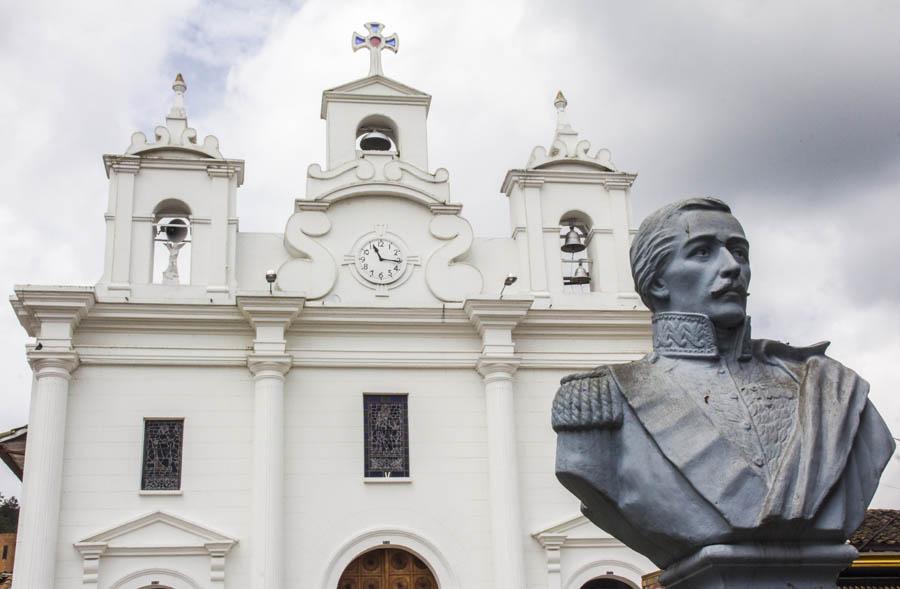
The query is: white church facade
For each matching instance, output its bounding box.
[10,23,655,589]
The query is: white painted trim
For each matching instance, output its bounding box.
[321,527,458,589]
[564,560,644,589]
[111,568,201,589]
[138,490,183,496]
[74,510,238,586]
[363,477,412,484]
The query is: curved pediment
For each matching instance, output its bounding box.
[127,128,223,160]
[303,154,457,213]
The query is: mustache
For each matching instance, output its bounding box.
[710,280,749,298]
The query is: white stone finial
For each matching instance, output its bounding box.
[554,90,567,110]
[169,73,187,119]
[351,22,399,77]
[554,90,573,132]
[125,72,225,159]
[525,91,617,171]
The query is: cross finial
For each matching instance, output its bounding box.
[351,22,399,77]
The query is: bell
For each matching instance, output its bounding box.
[561,226,586,253]
[359,131,393,152]
[570,261,591,285]
[163,218,189,243]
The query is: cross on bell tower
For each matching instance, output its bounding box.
[351,22,399,77]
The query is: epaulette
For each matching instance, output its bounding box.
[551,366,624,432]
[760,339,830,362]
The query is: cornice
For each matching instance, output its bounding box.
[500,168,638,195]
[463,296,534,336]
[102,154,246,186]
[320,91,431,119]
[78,302,249,334]
[236,294,305,327]
[11,285,96,337]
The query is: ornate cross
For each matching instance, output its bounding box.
[352,22,399,77]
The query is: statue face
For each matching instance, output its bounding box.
[654,209,750,328]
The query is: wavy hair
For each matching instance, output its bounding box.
[630,197,732,311]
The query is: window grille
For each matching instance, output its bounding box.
[364,394,409,478]
[141,419,184,490]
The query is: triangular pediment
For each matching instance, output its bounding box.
[532,513,616,544]
[75,510,237,553]
[325,74,429,97]
[321,75,432,119]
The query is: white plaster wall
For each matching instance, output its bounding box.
[55,365,253,588]
[283,367,494,587]
[324,101,429,170]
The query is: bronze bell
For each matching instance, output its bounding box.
[561,226,586,253]
[359,130,393,151]
[163,218,189,243]
[570,260,591,285]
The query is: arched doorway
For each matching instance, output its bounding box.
[581,579,634,589]
[338,547,438,589]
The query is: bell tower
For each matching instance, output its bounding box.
[97,74,244,300]
[501,92,638,306]
[320,22,431,170]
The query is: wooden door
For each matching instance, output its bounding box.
[338,547,437,589]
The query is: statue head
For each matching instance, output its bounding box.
[630,197,750,328]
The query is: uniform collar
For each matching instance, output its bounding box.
[651,312,752,360]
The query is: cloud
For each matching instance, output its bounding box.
[2,0,898,506]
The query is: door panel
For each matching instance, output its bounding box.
[338,548,437,589]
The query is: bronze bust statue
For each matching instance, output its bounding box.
[552,198,895,587]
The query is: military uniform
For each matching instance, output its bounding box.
[553,312,895,568]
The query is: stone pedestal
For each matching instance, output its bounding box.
[660,543,858,589]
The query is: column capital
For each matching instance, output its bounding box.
[476,357,521,380]
[27,349,79,376]
[247,354,292,378]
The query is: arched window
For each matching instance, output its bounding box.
[356,114,399,154]
[560,212,592,293]
[153,199,192,285]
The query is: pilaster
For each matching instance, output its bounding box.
[10,287,92,589]
[464,295,532,588]
[238,294,303,589]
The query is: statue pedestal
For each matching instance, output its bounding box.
[660,543,858,589]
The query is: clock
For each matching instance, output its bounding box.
[355,237,407,285]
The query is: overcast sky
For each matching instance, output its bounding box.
[1,1,898,506]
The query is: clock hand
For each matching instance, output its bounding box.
[383,257,402,263]
[372,245,384,261]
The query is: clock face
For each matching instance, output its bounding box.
[355,237,407,285]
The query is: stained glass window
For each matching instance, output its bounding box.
[364,394,409,478]
[141,419,184,490]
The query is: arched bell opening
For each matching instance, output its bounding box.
[152,199,192,285]
[337,546,438,589]
[356,114,399,154]
[559,211,593,294]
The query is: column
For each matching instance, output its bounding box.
[13,352,78,589]
[238,295,303,589]
[478,358,527,588]
[247,356,291,589]
[464,296,533,588]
